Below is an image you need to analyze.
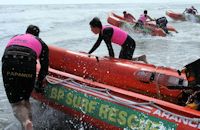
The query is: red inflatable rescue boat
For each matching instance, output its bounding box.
[31,45,200,130]
[48,45,187,103]
[166,10,185,21]
[166,10,200,23]
[107,12,178,37]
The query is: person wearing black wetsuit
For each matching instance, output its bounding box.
[88,17,136,60]
[1,25,49,130]
[156,16,169,34]
[184,6,198,15]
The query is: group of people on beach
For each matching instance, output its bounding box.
[1,5,200,130]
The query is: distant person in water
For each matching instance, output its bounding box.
[123,11,135,23]
[156,16,169,34]
[88,17,148,63]
[134,10,154,28]
[184,6,198,15]
[1,25,49,130]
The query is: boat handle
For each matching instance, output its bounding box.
[95,56,99,62]
[139,73,155,84]
[139,80,151,84]
[88,55,99,62]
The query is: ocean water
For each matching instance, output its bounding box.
[0,2,200,129]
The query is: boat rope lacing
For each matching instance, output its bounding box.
[45,76,200,123]
[46,75,108,92]
[46,76,73,85]
[105,90,154,106]
[70,80,108,92]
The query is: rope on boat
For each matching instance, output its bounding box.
[46,75,73,84]
[46,76,108,92]
[46,76,200,123]
[70,80,108,92]
[107,87,200,122]
[106,90,154,106]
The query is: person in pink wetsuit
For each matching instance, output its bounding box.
[123,11,135,23]
[135,10,154,28]
[88,17,135,60]
[2,25,49,130]
[88,17,148,63]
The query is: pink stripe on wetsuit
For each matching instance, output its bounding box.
[102,26,127,45]
[7,34,42,58]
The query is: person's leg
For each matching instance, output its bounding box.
[119,36,135,60]
[162,24,169,34]
[119,47,127,59]
[132,55,148,63]
[21,67,36,130]
[24,99,33,125]
[121,36,148,63]
[10,81,34,130]
[7,80,34,130]
[11,101,33,130]
[134,20,143,30]
[2,59,35,130]
[24,100,33,130]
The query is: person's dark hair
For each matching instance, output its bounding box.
[123,11,127,14]
[26,25,40,37]
[144,10,148,14]
[89,17,102,29]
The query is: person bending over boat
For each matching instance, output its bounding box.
[88,17,147,63]
[177,59,200,110]
[123,11,135,23]
[134,10,154,29]
[156,16,169,34]
[1,25,49,130]
[183,6,198,15]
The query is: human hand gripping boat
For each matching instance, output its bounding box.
[107,12,178,37]
[32,45,200,130]
[166,10,200,23]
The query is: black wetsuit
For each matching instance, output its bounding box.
[156,17,169,34]
[88,26,136,60]
[2,35,49,103]
[185,58,200,86]
[186,8,197,15]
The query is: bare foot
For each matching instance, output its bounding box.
[132,55,148,64]
[138,55,148,64]
[24,120,33,130]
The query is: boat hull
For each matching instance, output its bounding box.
[166,10,185,21]
[32,67,200,130]
[48,45,187,104]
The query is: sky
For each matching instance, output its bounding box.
[0,0,199,5]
